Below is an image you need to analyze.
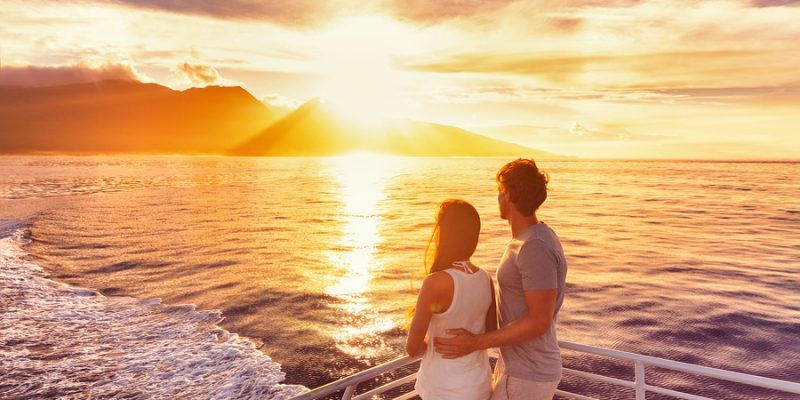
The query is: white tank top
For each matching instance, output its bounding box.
[415,267,493,400]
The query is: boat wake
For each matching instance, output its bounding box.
[0,221,306,399]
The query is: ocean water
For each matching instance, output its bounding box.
[1,155,798,399]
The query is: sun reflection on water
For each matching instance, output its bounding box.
[324,153,400,359]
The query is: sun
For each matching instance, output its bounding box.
[313,15,416,122]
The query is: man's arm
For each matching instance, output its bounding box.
[434,288,556,359]
[435,239,559,358]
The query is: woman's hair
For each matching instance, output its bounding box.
[425,199,481,275]
[404,199,481,329]
[496,158,549,216]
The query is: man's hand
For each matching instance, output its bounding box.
[433,289,557,358]
[433,328,479,359]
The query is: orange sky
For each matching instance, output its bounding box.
[1,0,799,159]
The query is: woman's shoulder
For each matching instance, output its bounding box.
[424,270,455,287]
[421,271,457,297]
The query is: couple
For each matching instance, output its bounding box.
[406,158,568,400]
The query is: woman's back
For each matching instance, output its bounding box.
[415,267,493,400]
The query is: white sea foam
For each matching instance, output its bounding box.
[0,226,307,399]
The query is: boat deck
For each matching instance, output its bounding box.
[289,341,800,400]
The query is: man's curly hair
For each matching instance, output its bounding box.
[496,158,549,216]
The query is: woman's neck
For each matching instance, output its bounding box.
[448,260,476,273]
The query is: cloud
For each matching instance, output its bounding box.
[405,52,588,81]
[383,0,519,23]
[475,122,690,158]
[0,61,141,86]
[260,93,300,118]
[106,0,336,26]
[570,0,643,7]
[177,62,220,85]
[405,50,795,89]
[262,93,300,109]
[750,0,800,7]
[567,122,670,141]
[408,50,758,75]
[104,0,524,25]
[480,122,671,144]
[652,85,800,104]
[100,0,652,26]
[383,0,652,25]
[546,17,583,32]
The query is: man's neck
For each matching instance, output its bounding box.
[509,212,539,238]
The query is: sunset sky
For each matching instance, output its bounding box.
[1,0,799,159]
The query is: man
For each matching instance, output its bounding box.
[434,158,568,400]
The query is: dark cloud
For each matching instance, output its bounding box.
[102,0,524,25]
[547,17,583,32]
[652,85,800,106]
[0,62,139,86]
[384,0,519,23]
[177,62,220,85]
[106,0,335,25]
[92,0,660,26]
[655,86,788,97]
[750,0,800,7]
[571,0,643,7]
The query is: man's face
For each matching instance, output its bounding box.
[498,190,510,220]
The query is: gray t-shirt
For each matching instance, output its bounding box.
[496,222,568,382]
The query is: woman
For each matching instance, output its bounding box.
[406,199,498,400]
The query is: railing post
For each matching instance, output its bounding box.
[634,360,646,400]
[341,385,356,400]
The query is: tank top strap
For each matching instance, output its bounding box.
[440,269,462,317]
[451,260,472,273]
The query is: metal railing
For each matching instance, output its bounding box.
[555,341,800,400]
[288,355,421,400]
[289,341,800,400]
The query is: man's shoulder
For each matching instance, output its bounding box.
[517,233,568,273]
[520,236,555,253]
[524,225,564,254]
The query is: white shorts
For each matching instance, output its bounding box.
[490,356,560,400]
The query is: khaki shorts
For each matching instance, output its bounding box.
[490,356,560,400]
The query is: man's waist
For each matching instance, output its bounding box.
[498,348,562,381]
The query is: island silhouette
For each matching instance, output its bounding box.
[0,80,555,157]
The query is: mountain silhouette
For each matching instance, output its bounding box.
[0,80,276,154]
[230,98,555,157]
[1,81,557,157]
